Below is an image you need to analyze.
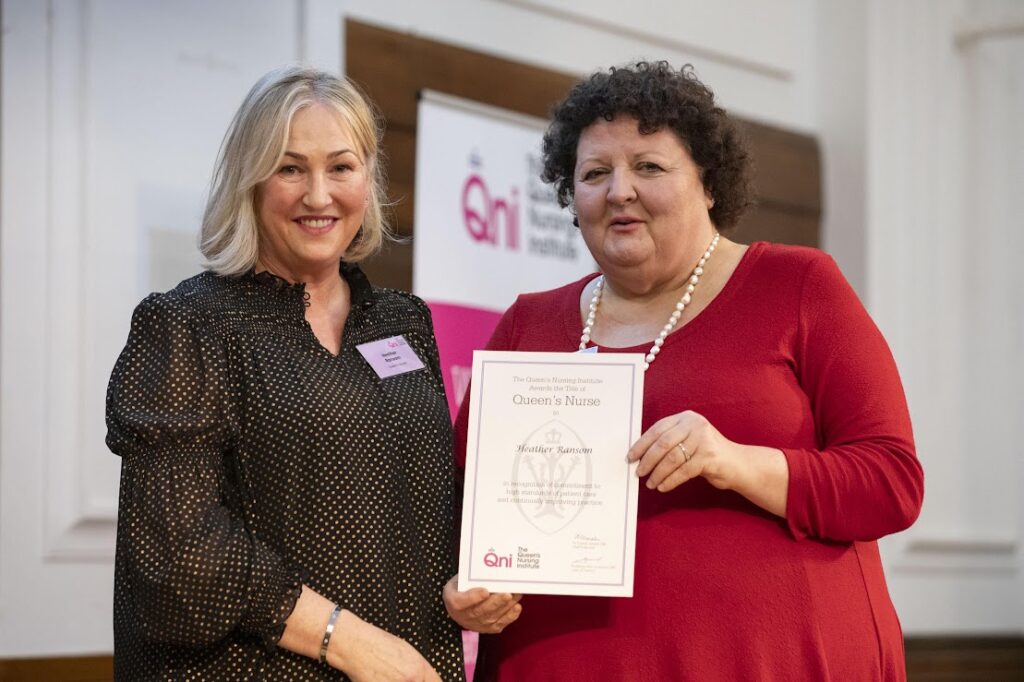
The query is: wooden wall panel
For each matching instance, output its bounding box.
[740,120,823,213]
[367,241,414,293]
[382,127,416,234]
[0,656,112,682]
[737,204,821,248]
[904,636,1024,682]
[346,21,576,128]
[345,19,822,292]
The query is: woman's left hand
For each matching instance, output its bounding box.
[627,410,746,493]
[443,576,522,634]
[627,410,789,517]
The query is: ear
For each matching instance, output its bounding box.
[704,188,715,210]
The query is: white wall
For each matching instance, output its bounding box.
[0,0,305,656]
[318,0,818,131]
[862,0,1024,634]
[814,0,868,296]
[1,0,1020,658]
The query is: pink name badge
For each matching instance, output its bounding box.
[356,335,426,379]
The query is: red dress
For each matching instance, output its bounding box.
[455,243,923,681]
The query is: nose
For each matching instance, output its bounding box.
[303,172,331,209]
[606,169,637,205]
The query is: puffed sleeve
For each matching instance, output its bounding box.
[783,255,924,542]
[106,292,304,649]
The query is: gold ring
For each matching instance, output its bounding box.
[676,442,690,462]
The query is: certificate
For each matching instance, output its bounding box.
[458,351,644,597]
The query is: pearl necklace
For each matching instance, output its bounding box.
[579,232,720,371]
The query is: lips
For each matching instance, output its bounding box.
[609,215,643,229]
[294,216,337,234]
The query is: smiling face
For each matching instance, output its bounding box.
[573,116,715,289]
[256,103,369,280]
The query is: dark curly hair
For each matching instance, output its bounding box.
[541,61,752,229]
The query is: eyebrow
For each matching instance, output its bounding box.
[283,149,357,161]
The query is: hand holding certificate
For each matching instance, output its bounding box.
[458,351,644,597]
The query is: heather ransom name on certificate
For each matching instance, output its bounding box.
[458,351,644,597]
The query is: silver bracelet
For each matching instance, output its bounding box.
[319,604,342,665]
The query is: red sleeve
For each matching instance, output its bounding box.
[782,255,924,542]
[453,300,519,470]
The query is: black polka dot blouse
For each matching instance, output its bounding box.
[106,262,465,680]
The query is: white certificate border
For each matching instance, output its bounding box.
[466,358,641,589]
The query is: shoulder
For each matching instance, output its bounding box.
[134,271,271,331]
[743,244,871,342]
[109,274,235,457]
[748,242,836,277]
[509,274,596,317]
[365,288,443,343]
[170,270,253,318]
[128,275,204,330]
[120,272,239,356]
[134,270,234,313]
[742,242,849,300]
[376,286,428,311]
[122,272,266,353]
[481,274,595,351]
[373,287,433,321]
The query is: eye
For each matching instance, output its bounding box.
[637,161,664,173]
[332,163,353,174]
[277,164,302,176]
[580,167,607,182]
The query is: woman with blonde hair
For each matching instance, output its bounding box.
[107,66,463,681]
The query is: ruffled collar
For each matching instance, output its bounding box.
[247,261,376,311]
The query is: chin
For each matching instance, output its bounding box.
[599,247,654,270]
[288,248,346,273]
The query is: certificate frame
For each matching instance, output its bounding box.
[458,350,644,597]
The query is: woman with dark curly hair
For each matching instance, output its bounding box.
[443,61,923,680]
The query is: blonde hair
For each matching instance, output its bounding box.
[200,66,391,275]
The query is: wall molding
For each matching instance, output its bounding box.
[40,0,118,562]
[494,0,793,81]
[3,637,1019,681]
[954,5,1024,49]
[891,531,1019,574]
[907,535,1017,556]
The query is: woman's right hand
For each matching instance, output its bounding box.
[442,575,522,633]
[329,609,441,682]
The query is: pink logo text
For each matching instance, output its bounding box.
[462,174,519,250]
[483,550,512,568]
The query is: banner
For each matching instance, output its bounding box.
[413,91,595,416]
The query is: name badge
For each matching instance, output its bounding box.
[356,335,426,379]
